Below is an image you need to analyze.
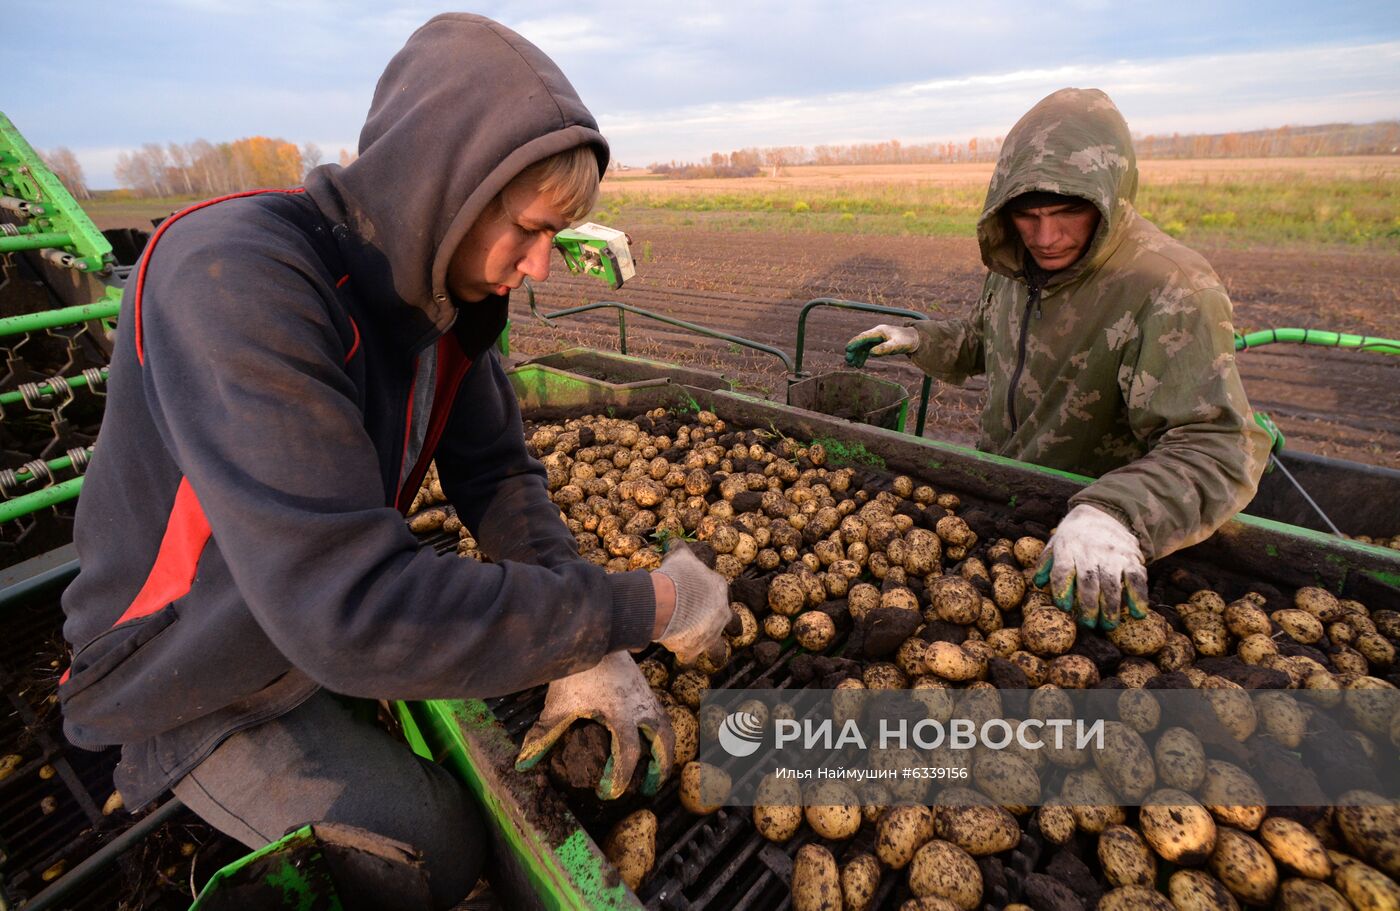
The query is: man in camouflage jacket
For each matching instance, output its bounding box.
[849,88,1270,629]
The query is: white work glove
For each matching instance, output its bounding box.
[515,651,674,799]
[653,544,730,667]
[845,324,921,366]
[1033,504,1149,630]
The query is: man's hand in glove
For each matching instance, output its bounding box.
[653,544,730,666]
[845,324,920,367]
[1033,504,1149,630]
[515,651,674,800]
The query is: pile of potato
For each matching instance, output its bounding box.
[410,407,1400,910]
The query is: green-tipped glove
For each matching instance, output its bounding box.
[1033,504,1149,630]
[845,324,921,367]
[514,651,674,799]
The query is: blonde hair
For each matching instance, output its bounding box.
[511,145,601,223]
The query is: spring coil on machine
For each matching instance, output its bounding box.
[0,457,55,498]
[17,373,77,412]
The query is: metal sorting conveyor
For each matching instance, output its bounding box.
[394,367,1400,911]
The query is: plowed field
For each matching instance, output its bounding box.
[511,229,1400,469]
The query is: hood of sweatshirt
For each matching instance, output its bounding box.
[305,13,608,351]
[977,87,1138,288]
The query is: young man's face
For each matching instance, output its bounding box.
[447,180,571,302]
[1008,201,1101,272]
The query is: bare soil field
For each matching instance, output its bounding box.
[512,228,1400,470]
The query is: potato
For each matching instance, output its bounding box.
[1202,676,1258,742]
[1209,827,1278,906]
[1168,869,1241,911]
[1036,800,1077,845]
[667,704,699,767]
[1335,791,1400,878]
[805,781,861,840]
[671,670,709,709]
[793,611,836,652]
[1097,823,1157,887]
[972,751,1040,814]
[1276,878,1352,910]
[883,586,921,613]
[1294,586,1344,623]
[726,604,759,649]
[753,774,803,843]
[1093,721,1156,802]
[791,844,841,911]
[923,641,985,681]
[863,661,908,690]
[1200,760,1267,831]
[877,805,935,869]
[1021,608,1077,656]
[763,613,791,641]
[1107,610,1169,656]
[848,583,881,621]
[679,761,730,815]
[1046,654,1099,689]
[840,854,882,911]
[1260,817,1333,880]
[1013,536,1044,568]
[603,809,656,891]
[934,801,1020,856]
[1115,688,1160,735]
[1332,856,1400,911]
[991,570,1026,612]
[927,576,981,624]
[1140,789,1217,864]
[907,840,982,909]
[1273,609,1325,644]
[1061,768,1127,834]
[1256,691,1306,749]
[768,574,806,615]
[1097,885,1174,911]
[898,899,961,911]
[1155,726,1207,791]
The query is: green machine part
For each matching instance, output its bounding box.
[0,112,114,274]
[553,224,635,290]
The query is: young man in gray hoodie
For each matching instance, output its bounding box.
[59,14,728,905]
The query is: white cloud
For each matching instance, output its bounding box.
[597,40,1400,165]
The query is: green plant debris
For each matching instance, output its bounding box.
[810,435,885,469]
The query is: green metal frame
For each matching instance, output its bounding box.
[794,297,935,436]
[1236,328,1400,356]
[0,112,113,274]
[526,283,795,373]
[0,292,122,339]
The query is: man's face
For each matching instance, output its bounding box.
[447,180,570,302]
[1008,202,1101,272]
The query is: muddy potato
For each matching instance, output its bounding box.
[1276,878,1352,911]
[794,611,837,652]
[1140,789,1217,864]
[1099,824,1157,887]
[763,613,792,641]
[1012,536,1045,569]
[934,515,976,549]
[805,781,861,839]
[603,809,657,891]
[1200,760,1267,831]
[1333,856,1400,910]
[1295,586,1344,623]
[1037,800,1077,845]
[883,586,921,614]
[1107,610,1169,656]
[1335,791,1400,878]
[972,751,1040,814]
[1061,768,1127,833]
[1098,886,1175,911]
[841,854,882,911]
[1168,869,1241,911]
[768,574,806,616]
[991,570,1026,612]
[926,576,980,625]
[1046,653,1099,688]
[679,761,731,815]
[1237,632,1278,665]
[753,774,803,843]
[908,840,982,910]
[1093,721,1156,802]
[1224,600,1272,638]
[934,802,1020,856]
[791,844,841,911]
[1155,726,1207,791]
[1021,608,1077,656]
[1008,650,1048,687]
[1273,609,1325,645]
[877,805,935,869]
[899,900,961,911]
[671,670,709,709]
[726,604,759,649]
[1202,677,1258,742]
[924,641,985,682]
[1117,688,1161,733]
[667,704,699,767]
[1157,631,1198,671]
[863,661,908,690]
[1259,817,1333,880]
[1209,827,1278,906]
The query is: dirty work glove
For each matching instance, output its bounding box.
[845,324,920,367]
[1033,504,1148,630]
[654,543,730,667]
[515,651,674,800]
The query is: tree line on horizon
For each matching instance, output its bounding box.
[646,120,1400,179]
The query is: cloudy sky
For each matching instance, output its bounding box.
[13,1,1400,188]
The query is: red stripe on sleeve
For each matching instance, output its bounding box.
[114,477,213,626]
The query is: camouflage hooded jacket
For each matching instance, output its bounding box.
[910,88,1270,562]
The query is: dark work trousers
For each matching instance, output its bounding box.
[171,689,486,909]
